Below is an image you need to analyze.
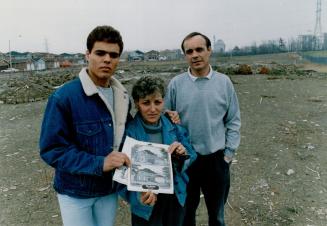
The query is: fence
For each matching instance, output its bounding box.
[302,55,327,64]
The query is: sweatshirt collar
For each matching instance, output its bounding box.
[188,65,213,81]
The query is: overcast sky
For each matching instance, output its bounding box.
[0,0,324,54]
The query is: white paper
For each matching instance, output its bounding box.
[113,136,174,194]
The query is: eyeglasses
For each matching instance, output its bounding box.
[94,50,120,59]
[185,47,205,55]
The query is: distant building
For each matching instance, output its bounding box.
[10,51,32,60]
[128,50,144,61]
[0,59,9,71]
[213,36,225,53]
[60,60,73,68]
[31,52,53,60]
[34,58,46,70]
[60,53,79,60]
[0,52,5,60]
[0,51,85,71]
[59,53,85,65]
[7,57,60,71]
[159,49,182,61]
[324,33,327,50]
[45,58,61,69]
[145,50,159,61]
[9,59,34,71]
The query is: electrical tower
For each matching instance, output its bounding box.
[314,0,323,49]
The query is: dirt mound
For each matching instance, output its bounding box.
[0,62,322,105]
[0,71,77,104]
[0,63,184,105]
[216,63,319,76]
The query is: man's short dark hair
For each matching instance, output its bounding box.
[132,76,165,102]
[181,32,211,53]
[87,25,124,55]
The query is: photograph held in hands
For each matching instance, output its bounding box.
[113,136,174,194]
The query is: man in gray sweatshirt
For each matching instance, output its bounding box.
[165,32,241,226]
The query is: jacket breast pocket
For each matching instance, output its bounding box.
[76,121,103,154]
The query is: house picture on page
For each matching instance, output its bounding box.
[128,144,173,193]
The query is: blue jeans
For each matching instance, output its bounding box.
[57,193,118,226]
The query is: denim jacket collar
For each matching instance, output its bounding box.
[79,67,127,96]
[79,67,129,149]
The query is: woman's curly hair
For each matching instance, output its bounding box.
[132,76,165,101]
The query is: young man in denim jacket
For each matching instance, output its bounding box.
[39,25,131,226]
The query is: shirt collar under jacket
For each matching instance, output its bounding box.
[187,65,213,81]
[79,67,127,96]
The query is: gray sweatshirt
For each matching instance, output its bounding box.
[165,68,241,157]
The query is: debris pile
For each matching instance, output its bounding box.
[217,63,319,76]
[0,71,76,104]
[0,62,322,105]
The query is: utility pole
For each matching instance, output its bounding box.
[213,35,216,52]
[9,40,12,69]
[44,38,49,53]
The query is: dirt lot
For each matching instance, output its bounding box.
[0,59,326,226]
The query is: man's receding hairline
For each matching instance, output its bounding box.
[183,35,208,48]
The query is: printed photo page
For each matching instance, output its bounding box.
[113,136,174,194]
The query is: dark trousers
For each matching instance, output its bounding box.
[182,150,230,226]
[132,194,185,226]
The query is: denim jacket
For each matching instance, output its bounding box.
[39,68,130,198]
[119,113,197,220]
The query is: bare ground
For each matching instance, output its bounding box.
[0,69,326,225]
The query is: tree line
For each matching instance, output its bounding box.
[219,36,327,56]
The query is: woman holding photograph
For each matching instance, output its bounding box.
[118,76,197,226]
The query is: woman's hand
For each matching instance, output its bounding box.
[168,141,187,155]
[141,191,157,206]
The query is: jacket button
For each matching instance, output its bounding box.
[108,123,112,127]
